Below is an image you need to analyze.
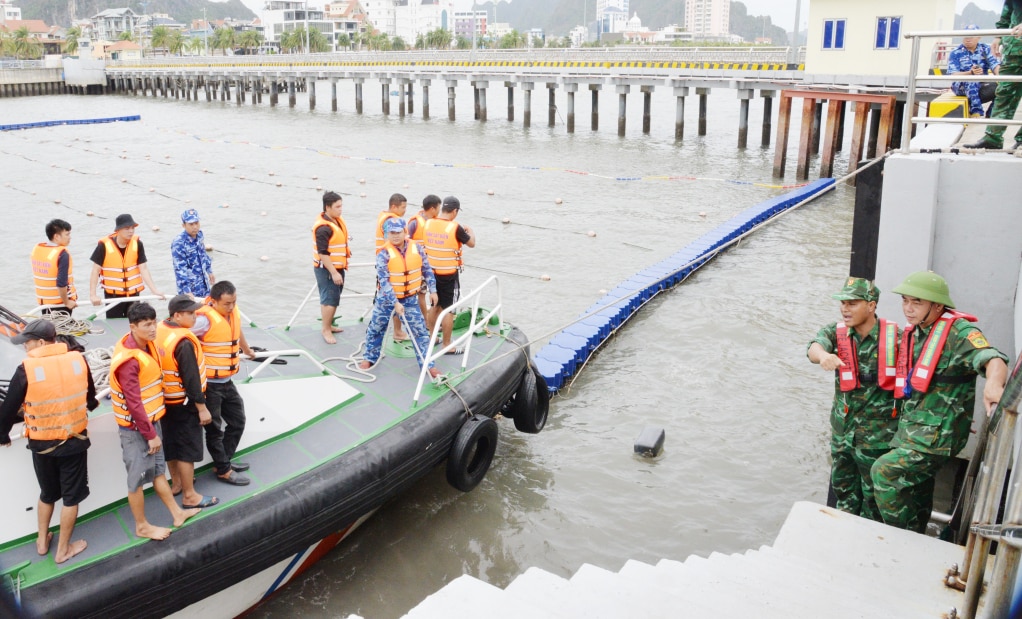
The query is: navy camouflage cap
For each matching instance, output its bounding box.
[831,277,880,302]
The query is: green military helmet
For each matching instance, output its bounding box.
[892,271,956,308]
[831,277,880,302]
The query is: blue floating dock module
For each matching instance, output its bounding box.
[0,115,141,132]
[533,178,835,392]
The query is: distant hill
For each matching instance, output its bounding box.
[955,1,1001,29]
[17,0,255,29]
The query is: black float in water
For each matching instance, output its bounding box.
[634,426,666,457]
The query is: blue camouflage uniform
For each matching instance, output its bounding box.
[171,230,213,297]
[948,42,1000,115]
[362,241,437,369]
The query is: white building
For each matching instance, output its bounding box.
[453,10,485,40]
[684,0,729,38]
[361,0,395,35]
[568,24,588,47]
[804,0,955,77]
[1,0,22,24]
[393,0,454,44]
[90,8,141,43]
[597,6,627,37]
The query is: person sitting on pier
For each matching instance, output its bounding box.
[30,218,78,316]
[110,302,200,540]
[871,272,1009,534]
[807,278,899,522]
[965,3,1022,150]
[424,196,476,354]
[313,191,351,345]
[948,25,1000,118]
[358,218,441,380]
[89,214,166,319]
[375,193,409,340]
[0,319,98,563]
[407,194,441,318]
[171,209,215,299]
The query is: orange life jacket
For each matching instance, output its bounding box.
[156,321,207,404]
[835,319,898,393]
[895,310,978,398]
[196,304,241,379]
[109,335,165,428]
[422,218,462,275]
[375,211,400,251]
[31,244,77,306]
[22,343,89,441]
[384,241,423,299]
[312,213,350,269]
[99,234,144,296]
[409,212,429,241]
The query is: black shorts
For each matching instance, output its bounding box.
[103,295,138,319]
[33,450,90,507]
[435,273,460,309]
[162,403,205,462]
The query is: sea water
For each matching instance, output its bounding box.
[0,83,856,617]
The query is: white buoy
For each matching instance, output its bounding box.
[555,197,563,204]
[275,181,282,187]
[587,230,596,237]
[540,274,551,281]
[699,211,707,218]
[202,168,208,173]
[501,218,511,224]
[31,191,36,195]
[229,164,235,169]
[311,175,318,180]
[164,155,170,159]
[260,255,269,262]
[86,211,94,216]
[359,178,366,184]
[185,199,191,204]
[260,211,267,216]
[316,186,323,191]
[68,168,75,172]
[121,178,127,183]
[487,189,495,195]
[195,159,201,163]
[54,199,61,204]
[205,244,213,252]
[403,184,409,188]
[50,163,56,168]
[240,175,246,180]
[148,187,155,192]
[268,171,275,176]
[360,192,366,198]
[152,225,160,231]
[222,203,230,208]
[598,289,607,294]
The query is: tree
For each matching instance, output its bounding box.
[455,35,471,50]
[239,29,262,54]
[150,25,170,53]
[64,26,81,56]
[186,36,205,56]
[212,26,236,55]
[167,30,186,56]
[308,27,329,53]
[391,36,406,51]
[119,30,135,42]
[336,33,350,50]
[280,28,301,53]
[9,26,43,59]
[414,33,425,50]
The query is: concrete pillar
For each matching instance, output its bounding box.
[616,84,629,137]
[696,87,710,135]
[257,80,262,104]
[421,78,431,119]
[354,79,363,114]
[398,80,407,117]
[447,80,457,121]
[250,78,257,105]
[473,86,480,120]
[270,80,278,106]
[590,84,601,131]
[867,105,881,159]
[761,90,775,148]
[773,93,793,178]
[674,86,688,141]
[240,77,247,104]
[811,99,824,154]
[380,79,391,115]
[565,83,577,133]
[797,97,818,180]
[407,83,414,114]
[473,80,488,121]
[330,78,338,112]
[289,80,297,108]
[309,79,316,110]
[522,82,533,128]
[836,100,846,151]
[547,83,557,127]
[641,85,653,134]
[737,88,753,148]
[205,79,211,101]
[506,81,515,121]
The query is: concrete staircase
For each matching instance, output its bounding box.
[404,501,979,618]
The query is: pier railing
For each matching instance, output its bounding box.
[902,28,1022,153]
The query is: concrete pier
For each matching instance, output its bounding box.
[380,78,391,115]
[309,79,316,110]
[447,80,456,121]
[697,88,710,135]
[398,78,407,116]
[674,86,688,141]
[288,80,296,107]
[641,85,653,134]
[565,82,577,133]
[421,78,430,119]
[761,91,774,147]
[354,79,363,114]
[737,88,752,148]
[331,78,338,112]
[506,81,514,121]
[522,82,533,128]
[590,84,601,131]
[547,83,557,127]
[616,84,629,137]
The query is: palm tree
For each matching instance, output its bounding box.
[186,36,205,56]
[414,33,425,50]
[356,31,372,51]
[64,26,81,56]
[434,28,452,50]
[11,26,42,59]
[238,30,262,54]
[150,25,170,53]
[119,30,135,42]
[280,28,303,53]
[167,30,186,56]
[455,35,470,50]
[308,27,330,53]
[212,26,236,55]
[391,36,406,51]
[336,33,350,50]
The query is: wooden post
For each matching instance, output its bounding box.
[797,97,818,180]
[876,99,896,157]
[836,100,846,151]
[846,101,871,185]
[866,106,881,158]
[811,99,824,154]
[772,92,793,177]
[820,99,843,178]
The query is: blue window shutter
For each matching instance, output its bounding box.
[824,20,833,49]
[888,17,901,49]
[835,20,845,49]
[876,17,888,49]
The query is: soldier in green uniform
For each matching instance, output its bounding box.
[871,271,1009,533]
[808,278,899,521]
[965,0,1022,150]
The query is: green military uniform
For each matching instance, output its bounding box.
[983,0,1022,147]
[809,278,898,521]
[871,273,1008,533]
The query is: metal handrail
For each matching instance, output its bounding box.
[411,275,502,405]
[957,349,1022,619]
[81,294,167,319]
[902,28,1018,154]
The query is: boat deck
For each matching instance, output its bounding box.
[0,309,527,604]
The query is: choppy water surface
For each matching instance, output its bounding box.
[0,84,857,617]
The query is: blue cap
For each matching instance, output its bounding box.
[383,218,406,233]
[965,24,980,31]
[181,208,200,223]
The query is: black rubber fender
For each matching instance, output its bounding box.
[446,414,499,492]
[510,364,548,434]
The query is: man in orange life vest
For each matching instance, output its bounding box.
[30,218,78,315]
[423,196,475,353]
[375,193,409,340]
[407,195,441,318]
[192,280,257,486]
[358,218,441,379]
[871,271,1009,533]
[0,319,98,563]
[157,295,219,510]
[313,191,351,345]
[807,278,899,521]
[110,302,200,541]
[89,214,166,320]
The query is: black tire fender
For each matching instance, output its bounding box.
[511,364,548,434]
[446,414,499,492]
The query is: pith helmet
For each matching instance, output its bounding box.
[892,271,956,308]
[831,277,880,302]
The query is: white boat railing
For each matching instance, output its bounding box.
[902,28,1022,154]
[285,261,376,331]
[411,275,503,406]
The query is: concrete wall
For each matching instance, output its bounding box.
[805,0,955,77]
[63,56,108,86]
[0,68,62,85]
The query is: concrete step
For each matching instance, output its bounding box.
[567,563,720,617]
[404,574,556,619]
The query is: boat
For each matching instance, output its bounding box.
[0,276,548,618]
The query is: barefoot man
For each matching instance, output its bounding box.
[110,302,200,540]
[0,319,98,563]
[313,191,351,345]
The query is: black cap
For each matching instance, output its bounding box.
[168,294,203,315]
[115,214,138,230]
[10,319,57,345]
[442,196,461,211]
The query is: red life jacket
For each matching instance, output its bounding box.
[835,318,898,393]
[895,309,978,398]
